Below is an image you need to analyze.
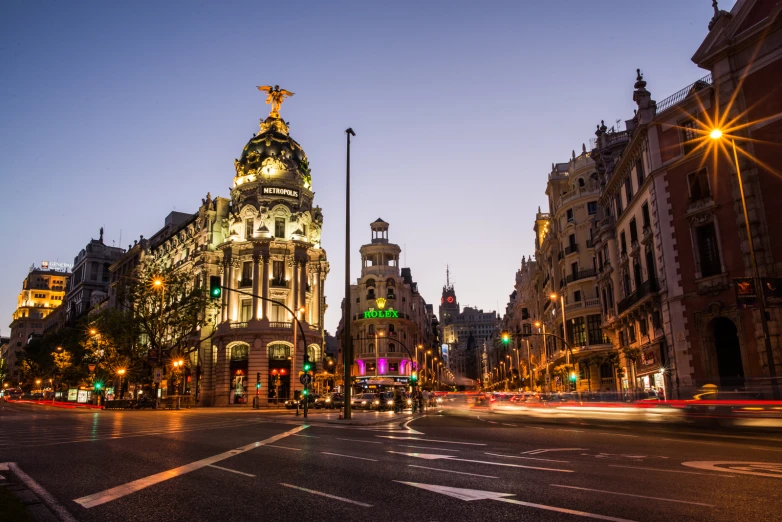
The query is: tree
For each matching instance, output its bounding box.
[581,353,600,392]
[622,346,642,397]
[112,260,218,394]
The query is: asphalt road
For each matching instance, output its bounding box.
[2,399,782,522]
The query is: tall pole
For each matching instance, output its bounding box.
[732,139,779,399]
[525,339,531,388]
[343,128,356,419]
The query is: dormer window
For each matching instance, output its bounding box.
[245,218,254,240]
[275,218,285,238]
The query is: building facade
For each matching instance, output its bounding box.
[7,267,70,382]
[341,219,437,391]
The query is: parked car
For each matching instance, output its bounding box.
[320,393,344,409]
[2,388,23,400]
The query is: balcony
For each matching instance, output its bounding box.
[230,321,248,329]
[566,268,596,283]
[584,297,601,308]
[269,321,293,329]
[565,244,579,255]
[239,279,253,289]
[598,215,615,232]
[565,301,583,312]
[617,278,658,314]
[642,225,653,244]
[656,73,712,115]
[270,278,289,288]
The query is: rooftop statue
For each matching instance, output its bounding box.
[257,85,294,118]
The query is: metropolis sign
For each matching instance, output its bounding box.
[262,186,299,198]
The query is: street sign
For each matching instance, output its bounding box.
[154,369,163,383]
[300,373,313,385]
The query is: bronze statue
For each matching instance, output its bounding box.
[257,85,294,118]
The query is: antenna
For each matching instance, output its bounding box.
[404,244,407,267]
[446,265,450,289]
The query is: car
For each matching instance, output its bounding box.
[320,393,344,409]
[284,394,319,409]
[350,393,376,410]
[370,392,395,411]
[3,388,23,400]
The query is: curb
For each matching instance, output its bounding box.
[0,463,78,522]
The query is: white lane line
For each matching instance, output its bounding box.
[608,464,735,477]
[408,465,497,479]
[376,436,486,446]
[502,423,518,427]
[559,429,584,433]
[523,448,587,455]
[485,452,569,463]
[280,483,372,507]
[388,452,574,472]
[597,432,639,438]
[400,445,460,452]
[322,452,378,462]
[208,464,256,477]
[550,484,715,507]
[495,497,636,522]
[73,425,307,508]
[336,438,383,444]
[292,434,320,438]
[265,445,302,451]
[7,463,79,522]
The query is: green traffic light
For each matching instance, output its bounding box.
[302,389,308,396]
[303,363,312,372]
[94,382,103,390]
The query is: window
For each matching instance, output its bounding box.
[245,218,254,240]
[615,193,623,216]
[269,344,290,360]
[696,223,722,277]
[587,314,602,345]
[628,325,636,343]
[569,234,576,248]
[642,202,651,229]
[578,178,585,188]
[635,157,645,186]
[274,218,285,238]
[573,290,582,302]
[587,201,597,215]
[681,119,699,154]
[688,169,711,202]
[240,299,252,322]
[231,344,249,360]
[620,231,627,254]
[630,219,638,244]
[598,251,604,271]
[639,318,648,337]
[389,362,399,373]
[600,363,613,379]
[571,262,578,277]
[272,260,284,280]
[270,300,287,322]
[566,209,574,222]
[241,261,253,287]
[368,324,375,335]
[652,310,661,329]
[624,177,633,204]
[388,343,396,353]
[387,287,395,299]
[388,324,395,334]
[568,317,586,346]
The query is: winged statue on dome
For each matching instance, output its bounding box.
[257,85,294,118]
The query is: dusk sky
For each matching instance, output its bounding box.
[0,0,731,336]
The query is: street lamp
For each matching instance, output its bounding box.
[710,129,779,399]
[172,360,184,395]
[35,379,42,394]
[117,369,126,400]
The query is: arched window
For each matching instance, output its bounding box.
[366,279,376,288]
[386,278,395,287]
[367,342,374,354]
[578,178,585,188]
[388,324,395,334]
[388,343,396,353]
[230,344,249,361]
[269,344,290,360]
[307,345,319,366]
[368,324,375,335]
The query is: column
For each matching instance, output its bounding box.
[312,267,321,328]
[292,260,300,317]
[261,254,269,320]
[252,253,261,320]
[221,257,231,323]
[299,259,307,322]
[214,342,230,407]
[229,260,240,322]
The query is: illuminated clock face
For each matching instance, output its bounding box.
[447,296,455,304]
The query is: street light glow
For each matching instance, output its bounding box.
[153,278,164,287]
[709,128,723,140]
[549,293,558,301]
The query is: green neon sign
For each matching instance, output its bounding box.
[363,308,399,319]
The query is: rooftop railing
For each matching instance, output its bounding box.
[656,74,712,115]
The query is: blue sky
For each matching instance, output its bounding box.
[0,0,731,335]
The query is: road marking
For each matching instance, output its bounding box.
[408,465,497,478]
[73,425,307,508]
[208,464,256,477]
[608,465,735,477]
[265,445,302,451]
[280,483,372,507]
[322,452,378,462]
[559,429,585,433]
[400,445,460,452]
[396,481,636,522]
[682,461,782,478]
[502,423,517,426]
[550,484,714,507]
[523,448,586,455]
[336,438,383,444]
[485,452,568,463]
[388,452,573,472]
[292,434,320,438]
[376,436,486,446]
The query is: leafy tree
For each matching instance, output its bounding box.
[622,346,642,396]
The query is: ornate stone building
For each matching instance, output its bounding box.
[109,93,329,406]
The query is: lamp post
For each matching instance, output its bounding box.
[550,293,569,383]
[424,350,432,385]
[343,127,356,420]
[117,369,126,400]
[710,129,779,399]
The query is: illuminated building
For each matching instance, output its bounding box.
[108,90,329,406]
[7,266,70,382]
[340,219,437,390]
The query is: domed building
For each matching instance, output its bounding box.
[122,89,329,407]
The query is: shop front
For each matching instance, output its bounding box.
[635,341,667,399]
[229,343,249,404]
[269,343,292,403]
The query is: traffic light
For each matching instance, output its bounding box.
[256,372,261,389]
[302,388,309,396]
[209,276,221,299]
[303,355,312,372]
[94,382,103,390]
[410,371,418,383]
[570,372,577,382]
[501,331,511,344]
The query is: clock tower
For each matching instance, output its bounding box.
[439,265,459,327]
